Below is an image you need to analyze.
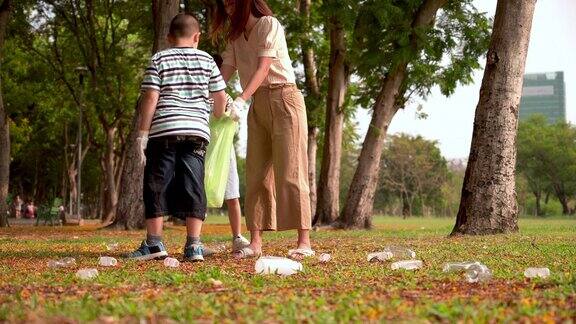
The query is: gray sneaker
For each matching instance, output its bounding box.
[125,240,168,261]
[232,235,250,253]
[184,243,204,262]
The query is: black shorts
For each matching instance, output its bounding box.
[143,135,208,220]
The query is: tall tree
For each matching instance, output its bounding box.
[517,115,576,216]
[338,0,490,228]
[0,0,12,227]
[112,0,179,229]
[314,1,350,225]
[298,0,323,218]
[378,134,449,217]
[341,0,444,228]
[452,0,537,235]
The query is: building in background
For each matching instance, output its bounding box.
[519,71,566,123]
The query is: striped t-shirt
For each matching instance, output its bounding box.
[141,47,227,141]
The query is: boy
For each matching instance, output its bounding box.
[126,13,227,262]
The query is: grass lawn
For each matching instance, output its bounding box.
[0,216,574,322]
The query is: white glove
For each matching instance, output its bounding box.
[228,105,240,122]
[136,131,149,166]
[233,97,247,110]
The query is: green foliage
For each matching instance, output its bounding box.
[376,134,450,216]
[351,0,491,108]
[517,115,576,215]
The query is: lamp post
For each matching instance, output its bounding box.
[75,66,88,219]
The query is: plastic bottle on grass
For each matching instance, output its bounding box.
[47,257,76,268]
[76,268,98,280]
[105,242,119,251]
[318,253,331,263]
[383,246,416,259]
[444,261,492,283]
[524,267,550,279]
[367,251,393,262]
[98,256,117,267]
[255,256,303,276]
[390,260,423,270]
[164,257,180,268]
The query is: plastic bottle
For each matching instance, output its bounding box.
[383,246,416,259]
[98,256,117,267]
[367,251,394,262]
[47,257,76,268]
[464,263,492,283]
[255,256,303,276]
[444,261,492,283]
[76,268,99,280]
[164,257,180,268]
[443,261,479,272]
[105,242,119,251]
[318,253,331,263]
[390,260,423,270]
[524,267,550,279]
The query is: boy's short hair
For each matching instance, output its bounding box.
[169,13,200,38]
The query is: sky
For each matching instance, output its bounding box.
[355,0,576,159]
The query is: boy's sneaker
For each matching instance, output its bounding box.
[184,243,204,262]
[232,235,250,253]
[125,240,168,261]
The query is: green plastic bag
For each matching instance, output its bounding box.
[205,115,238,208]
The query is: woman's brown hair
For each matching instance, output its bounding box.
[212,0,274,42]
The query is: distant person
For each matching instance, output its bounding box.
[24,201,37,219]
[213,0,314,259]
[13,195,23,219]
[126,13,227,262]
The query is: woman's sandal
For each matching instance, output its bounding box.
[287,248,316,260]
[233,247,262,259]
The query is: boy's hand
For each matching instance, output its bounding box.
[136,131,149,166]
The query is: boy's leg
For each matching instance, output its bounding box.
[174,138,208,261]
[126,137,174,260]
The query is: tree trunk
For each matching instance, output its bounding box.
[315,15,348,225]
[555,191,570,215]
[298,0,322,222]
[110,0,178,229]
[101,126,118,223]
[339,0,447,229]
[0,0,12,228]
[452,0,536,235]
[307,127,318,217]
[402,192,410,219]
[533,191,542,216]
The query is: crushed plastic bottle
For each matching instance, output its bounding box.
[207,278,223,288]
[318,253,331,263]
[255,256,303,276]
[105,242,119,251]
[390,260,423,270]
[98,256,117,267]
[76,268,99,280]
[163,257,180,268]
[47,257,76,268]
[367,251,394,262]
[383,246,416,259]
[443,261,492,283]
[524,267,550,279]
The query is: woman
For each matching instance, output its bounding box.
[213,0,313,259]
